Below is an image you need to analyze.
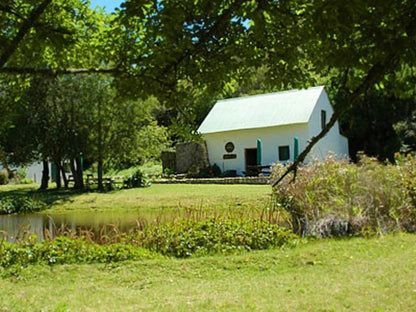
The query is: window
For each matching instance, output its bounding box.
[321,110,327,129]
[278,146,290,161]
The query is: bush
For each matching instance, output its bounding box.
[272,155,416,237]
[20,178,34,184]
[123,169,148,188]
[0,196,47,215]
[137,217,298,257]
[0,236,159,268]
[0,169,9,185]
[186,165,200,178]
[222,170,237,177]
[190,164,222,178]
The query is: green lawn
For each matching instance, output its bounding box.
[0,183,271,213]
[1,184,415,311]
[1,234,415,311]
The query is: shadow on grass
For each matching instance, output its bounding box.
[0,185,107,206]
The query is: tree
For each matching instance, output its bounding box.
[0,0,52,68]
[18,74,169,190]
[0,77,37,174]
[338,88,415,161]
[86,80,170,191]
[271,0,416,185]
[0,1,118,189]
[2,0,416,185]
[394,111,416,154]
[115,1,416,182]
[0,0,115,74]
[116,0,309,91]
[0,0,114,180]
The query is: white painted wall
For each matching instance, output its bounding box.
[203,124,309,176]
[306,91,349,162]
[26,162,45,183]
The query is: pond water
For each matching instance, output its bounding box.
[0,209,177,242]
[0,206,265,242]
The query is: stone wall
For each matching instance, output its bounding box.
[161,151,176,172]
[175,142,209,174]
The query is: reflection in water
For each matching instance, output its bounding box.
[0,210,168,242]
[0,206,258,242]
[0,214,50,241]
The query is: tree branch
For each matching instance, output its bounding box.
[271,104,348,187]
[271,2,416,188]
[0,67,119,76]
[272,53,401,188]
[0,0,52,68]
[159,0,247,78]
[0,5,25,20]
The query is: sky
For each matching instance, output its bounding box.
[89,0,124,13]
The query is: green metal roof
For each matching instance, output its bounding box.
[198,86,325,134]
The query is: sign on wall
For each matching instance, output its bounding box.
[223,154,237,159]
[225,142,235,153]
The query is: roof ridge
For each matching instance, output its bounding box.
[217,85,324,103]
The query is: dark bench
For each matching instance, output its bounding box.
[86,174,124,188]
[244,165,272,177]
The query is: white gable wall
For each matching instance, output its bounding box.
[203,123,309,176]
[26,162,45,183]
[306,91,349,161]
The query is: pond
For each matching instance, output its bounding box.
[0,206,268,243]
[0,209,179,242]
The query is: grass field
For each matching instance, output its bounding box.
[1,234,415,311]
[0,183,271,213]
[1,184,415,311]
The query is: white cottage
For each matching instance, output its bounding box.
[197,86,348,176]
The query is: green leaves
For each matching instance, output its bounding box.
[0,196,46,215]
[0,236,158,268]
[1,0,415,177]
[0,0,111,73]
[139,217,297,257]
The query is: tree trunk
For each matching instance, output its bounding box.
[0,148,13,177]
[0,148,8,170]
[59,162,68,189]
[40,159,49,190]
[55,162,61,189]
[97,99,104,192]
[73,156,84,189]
[97,158,104,192]
[70,158,78,188]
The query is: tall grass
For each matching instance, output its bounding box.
[0,216,298,268]
[272,154,416,237]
